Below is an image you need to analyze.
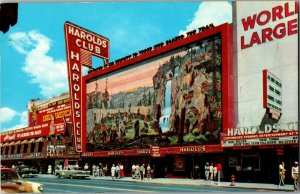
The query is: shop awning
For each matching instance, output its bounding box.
[35,137,44,143]
[15,141,21,145]
[28,139,35,143]
[2,142,9,146]
[21,139,28,144]
[8,142,15,146]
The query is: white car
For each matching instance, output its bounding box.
[1,166,44,193]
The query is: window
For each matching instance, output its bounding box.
[23,144,28,153]
[17,145,21,154]
[30,143,35,153]
[5,147,9,155]
[11,146,15,155]
[241,155,260,171]
[38,142,43,152]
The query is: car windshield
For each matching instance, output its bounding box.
[1,170,21,182]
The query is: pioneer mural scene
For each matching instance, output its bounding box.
[86,35,222,151]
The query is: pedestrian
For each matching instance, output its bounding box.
[209,163,214,180]
[140,164,145,180]
[116,164,120,179]
[103,164,108,176]
[99,163,104,177]
[292,161,299,191]
[92,164,96,176]
[111,164,116,179]
[132,164,136,179]
[84,163,89,171]
[146,164,151,180]
[204,162,210,181]
[213,164,218,181]
[194,164,200,179]
[278,162,285,187]
[47,165,52,175]
[120,163,124,178]
[135,164,140,179]
[96,165,100,177]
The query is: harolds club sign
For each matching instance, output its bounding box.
[64,21,109,152]
[221,121,298,147]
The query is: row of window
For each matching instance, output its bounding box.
[267,75,282,87]
[268,85,281,96]
[267,102,282,111]
[1,142,43,155]
[267,95,282,105]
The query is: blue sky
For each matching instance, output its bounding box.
[0,2,232,132]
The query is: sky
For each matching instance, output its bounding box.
[0,1,232,132]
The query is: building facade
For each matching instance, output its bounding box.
[1,1,298,183]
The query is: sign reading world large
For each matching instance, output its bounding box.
[64,21,109,152]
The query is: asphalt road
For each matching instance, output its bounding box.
[26,177,269,193]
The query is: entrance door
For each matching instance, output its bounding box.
[150,157,166,178]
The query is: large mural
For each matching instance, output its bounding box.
[86,35,222,151]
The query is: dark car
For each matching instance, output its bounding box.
[16,165,38,178]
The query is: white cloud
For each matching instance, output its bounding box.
[9,31,68,98]
[0,107,17,123]
[179,1,232,35]
[0,109,28,132]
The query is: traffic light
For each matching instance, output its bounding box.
[0,3,18,33]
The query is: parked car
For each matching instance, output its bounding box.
[0,166,44,193]
[55,167,90,179]
[16,165,38,178]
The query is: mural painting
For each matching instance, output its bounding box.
[86,35,222,151]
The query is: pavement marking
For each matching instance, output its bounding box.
[39,179,225,192]
[46,188,75,193]
[40,182,153,193]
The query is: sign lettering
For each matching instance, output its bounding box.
[64,22,109,152]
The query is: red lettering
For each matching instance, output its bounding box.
[296,2,299,14]
[242,14,257,31]
[261,28,273,43]
[287,19,298,35]
[273,23,286,39]
[284,2,295,17]
[250,32,261,46]
[272,5,283,21]
[241,36,250,49]
[257,10,271,26]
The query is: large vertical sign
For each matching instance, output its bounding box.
[64,21,109,152]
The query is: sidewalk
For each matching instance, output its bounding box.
[37,174,295,191]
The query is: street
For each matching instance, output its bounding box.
[28,177,270,193]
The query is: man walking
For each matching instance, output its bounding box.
[278,162,285,187]
[204,162,210,181]
[292,161,299,191]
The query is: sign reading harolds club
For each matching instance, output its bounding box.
[64,21,109,152]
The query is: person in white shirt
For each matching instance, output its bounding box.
[209,163,214,180]
[111,164,116,179]
[292,161,299,191]
[204,162,210,181]
[84,163,89,171]
[132,164,136,178]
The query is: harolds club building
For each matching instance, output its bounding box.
[1,1,298,183]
